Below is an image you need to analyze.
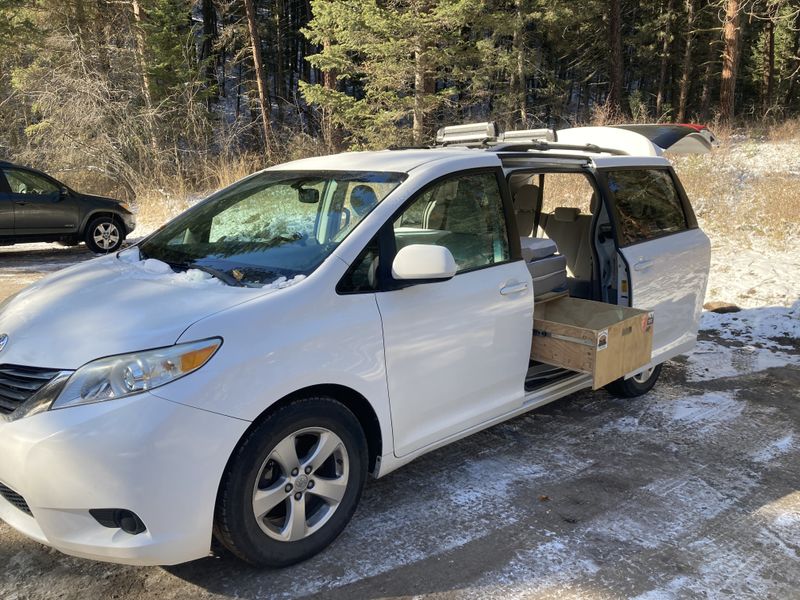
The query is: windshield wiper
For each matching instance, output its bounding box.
[166,261,245,287]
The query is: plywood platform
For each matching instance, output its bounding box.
[531,296,653,389]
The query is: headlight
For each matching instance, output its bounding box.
[51,338,222,410]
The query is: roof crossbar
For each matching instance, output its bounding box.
[486,141,628,156]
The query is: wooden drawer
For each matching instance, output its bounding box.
[531,296,654,389]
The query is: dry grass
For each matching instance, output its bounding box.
[673,123,800,250]
[130,133,329,234]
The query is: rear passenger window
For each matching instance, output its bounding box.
[393,172,510,273]
[606,169,688,245]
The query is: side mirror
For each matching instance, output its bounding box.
[391,244,457,281]
[59,187,70,200]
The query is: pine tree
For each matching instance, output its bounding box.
[302,0,481,147]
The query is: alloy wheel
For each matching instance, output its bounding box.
[632,366,655,384]
[92,222,120,251]
[252,427,349,542]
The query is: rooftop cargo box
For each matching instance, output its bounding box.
[531,295,654,389]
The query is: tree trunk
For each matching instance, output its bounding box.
[274,0,286,123]
[676,0,695,122]
[510,0,527,126]
[719,0,741,124]
[321,37,343,152]
[243,0,273,152]
[786,12,800,109]
[200,0,218,100]
[655,0,674,117]
[93,0,111,77]
[699,39,715,119]
[761,6,777,115]
[130,0,158,152]
[608,0,626,117]
[412,39,434,145]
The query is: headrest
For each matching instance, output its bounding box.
[350,185,378,216]
[513,184,539,212]
[553,207,580,222]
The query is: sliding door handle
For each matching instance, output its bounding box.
[500,282,529,295]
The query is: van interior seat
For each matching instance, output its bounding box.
[538,206,594,297]
[512,184,538,237]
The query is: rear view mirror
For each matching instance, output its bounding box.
[392,245,457,281]
[298,188,319,204]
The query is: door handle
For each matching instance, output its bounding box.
[14,201,27,206]
[500,282,529,295]
[634,259,654,271]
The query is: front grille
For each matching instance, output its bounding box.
[0,481,32,516]
[0,364,61,415]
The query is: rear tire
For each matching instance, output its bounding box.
[84,216,124,253]
[604,364,662,398]
[214,397,368,567]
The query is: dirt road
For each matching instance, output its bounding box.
[0,244,798,600]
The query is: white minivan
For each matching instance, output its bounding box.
[0,124,711,566]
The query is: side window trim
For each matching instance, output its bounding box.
[0,170,10,194]
[598,166,693,248]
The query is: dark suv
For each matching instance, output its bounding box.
[0,161,135,253]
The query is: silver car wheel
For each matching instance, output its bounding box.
[92,222,120,251]
[633,366,655,384]
[252,426,349,542]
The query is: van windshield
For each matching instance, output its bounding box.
[138,170,406,287]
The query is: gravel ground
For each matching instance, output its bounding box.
[0,243,798,600]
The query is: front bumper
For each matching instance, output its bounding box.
[0,392,248,565]
[121,212,136,235]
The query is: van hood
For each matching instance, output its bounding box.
[0,252,266,369]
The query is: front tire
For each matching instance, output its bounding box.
[214,397,368,567]
[84,216,124,253]
[604,364,663,398]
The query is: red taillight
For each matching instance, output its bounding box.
[677,123,708,132]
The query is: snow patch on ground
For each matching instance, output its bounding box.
[665,391,743,424]
[725,139,800,178]
[701,302,800,348]
[705,237,799,309]
[688,303,800,381]
[751,434,795,464]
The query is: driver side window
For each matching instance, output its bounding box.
[4,169,59,195]
[393,171,510,273]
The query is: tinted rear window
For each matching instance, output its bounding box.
[606,169,688,245]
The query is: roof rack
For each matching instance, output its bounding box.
[433,122,627,155]
[487,141,628,156]
[435,122,499,145]
[434,122,557,146]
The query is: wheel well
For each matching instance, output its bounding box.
[83,212,127,235]
[247,384,383,474]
